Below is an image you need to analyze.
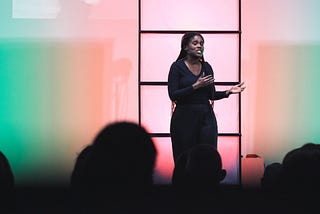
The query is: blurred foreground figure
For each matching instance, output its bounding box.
[70,121,157,213]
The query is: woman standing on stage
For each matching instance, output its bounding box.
[168,32,245,163]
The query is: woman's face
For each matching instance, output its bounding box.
[184,35,204,58]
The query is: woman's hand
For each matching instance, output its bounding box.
[226,82,246,96]
[192,74,214,89]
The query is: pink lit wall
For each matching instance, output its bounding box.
[140,0,241,184]
[242,0,320,165]
[0,0,138,185]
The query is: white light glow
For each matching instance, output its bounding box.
[12,0,61,19]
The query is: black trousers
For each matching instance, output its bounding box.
[170,103,218,163]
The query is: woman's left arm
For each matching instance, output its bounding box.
[211,82,246,101]
[225,82,246,96]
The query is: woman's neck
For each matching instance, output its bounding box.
[184,57,202,75]
[184,56,201,65]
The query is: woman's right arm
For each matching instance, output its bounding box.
[167,63,194,101]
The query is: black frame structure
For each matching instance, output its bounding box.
[138,0,242,185]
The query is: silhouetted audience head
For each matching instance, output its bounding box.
[261,162,282,192]
[262,142,320,196]
[0,151,14,189]
[70,121,157,196]
[280,142,320,193]
[70,121,157,213]
[172,144,226,193]
[0,151,15,212]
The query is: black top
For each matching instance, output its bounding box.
[168,59,228,105]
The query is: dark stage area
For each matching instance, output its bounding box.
[6,184,316,214]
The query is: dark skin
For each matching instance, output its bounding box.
[184,35,246,94]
